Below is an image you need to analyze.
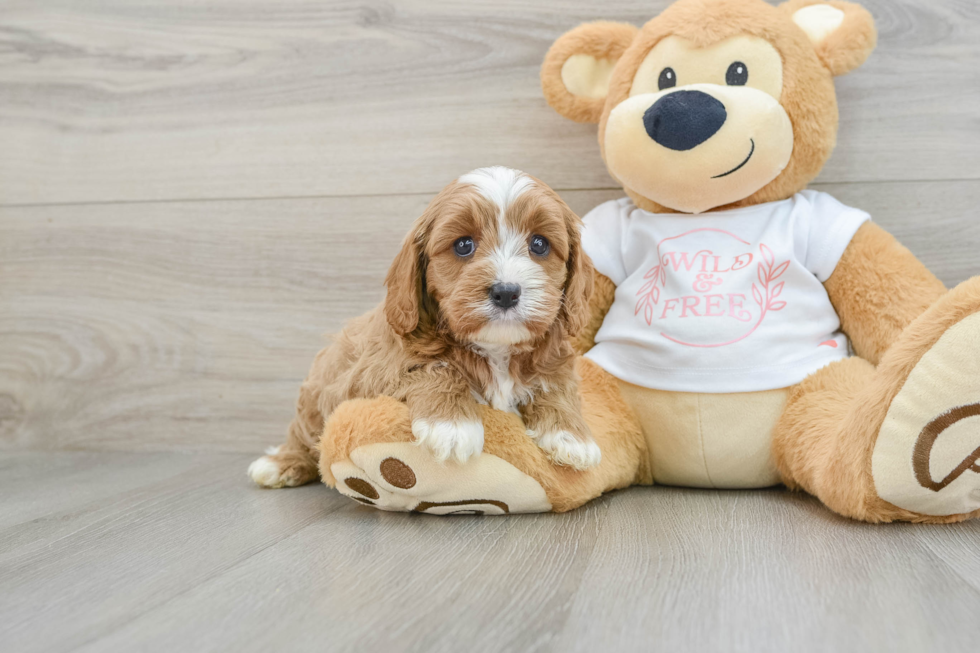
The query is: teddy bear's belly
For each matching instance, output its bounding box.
[617,380,789,488]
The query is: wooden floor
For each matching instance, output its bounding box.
[2,0,980,650]
[2,451,979,653]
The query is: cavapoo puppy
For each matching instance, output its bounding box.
[249,166,599,489]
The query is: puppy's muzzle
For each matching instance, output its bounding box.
[489,282,521,309]
[643,90,727,151]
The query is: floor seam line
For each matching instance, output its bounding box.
[2,178,978,209]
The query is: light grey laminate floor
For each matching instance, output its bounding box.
[2,451,980,653]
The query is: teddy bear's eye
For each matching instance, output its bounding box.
[658,67,677,91]
[726,61,748,86]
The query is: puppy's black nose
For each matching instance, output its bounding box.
[643,90,727,151]
[489,282,521,309]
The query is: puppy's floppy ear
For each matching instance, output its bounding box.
[559,205,595,337]
[384,225,425,336]
[541,21,638,124]
[781,0,876,76]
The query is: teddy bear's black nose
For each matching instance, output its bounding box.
[643,90,727,151]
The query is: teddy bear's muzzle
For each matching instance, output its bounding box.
[604,83,794,214]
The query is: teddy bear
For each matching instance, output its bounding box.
[312,0,980,522]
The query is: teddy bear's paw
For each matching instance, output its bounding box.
[329,442,551,515]
[872,312,980,517]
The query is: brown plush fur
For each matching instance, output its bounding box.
[772,356,878,519]
[774,277,980,523]
[824,222,947,365]
[255,172,598,486]
[540,22,639,124]
[571,271,617,355]
[779,0,877,76]
[319,395,416,486]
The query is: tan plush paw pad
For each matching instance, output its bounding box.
[873,313,980,516]
[330,442,551,515]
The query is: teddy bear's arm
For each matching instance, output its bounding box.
[824,222,946,365]
[572,271,617,355]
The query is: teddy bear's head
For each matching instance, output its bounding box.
[542,0,876,214]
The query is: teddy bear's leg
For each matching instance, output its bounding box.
[774,277,980,523]
[319,358,649,514]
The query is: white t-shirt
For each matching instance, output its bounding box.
[582,191,870,393]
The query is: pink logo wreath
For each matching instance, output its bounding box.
[634,240,789,348]
[634,262,666,326]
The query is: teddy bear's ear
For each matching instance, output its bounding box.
[541,22,638,124]
[781,0,877,76]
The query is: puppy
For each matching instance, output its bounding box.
[249,166,598,489]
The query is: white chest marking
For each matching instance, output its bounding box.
[474,344,527,414]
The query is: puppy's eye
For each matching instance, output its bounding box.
[726,61,748,86]
[453,236,476,257]
[529,235,550,257]
[658,67,677,91]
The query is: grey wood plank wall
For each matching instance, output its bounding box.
[2,0,979,453]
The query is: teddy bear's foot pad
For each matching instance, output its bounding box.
[873,312,980,516]
[330,442,552,514]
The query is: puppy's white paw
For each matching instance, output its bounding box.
[411,418,485,464]
[533,431,601,470]
[248,454,284,488]
[247,445,304,488]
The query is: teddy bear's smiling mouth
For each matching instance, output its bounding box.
[711,139,755,179]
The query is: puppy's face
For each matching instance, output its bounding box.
[385,167,593,346]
